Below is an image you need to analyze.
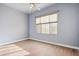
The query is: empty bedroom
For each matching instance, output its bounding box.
[0,3,79,56]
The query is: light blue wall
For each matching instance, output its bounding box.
[0,4,28,45]
[0,3,79,48]
[29,3,79,47]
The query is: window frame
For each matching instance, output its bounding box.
[36,11,59,35]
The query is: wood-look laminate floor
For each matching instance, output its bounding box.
[0,39,79,56]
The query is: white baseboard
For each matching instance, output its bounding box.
[29,38,79,50]
[0,37,79,51]
[0,38,29,46]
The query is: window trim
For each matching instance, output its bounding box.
[36,11,59,35]
[35,10,59,18]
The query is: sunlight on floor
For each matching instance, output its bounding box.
[0,44,30,56]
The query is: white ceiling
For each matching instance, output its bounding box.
[3,3,54,14]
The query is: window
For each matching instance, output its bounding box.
[36,13,58,34]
